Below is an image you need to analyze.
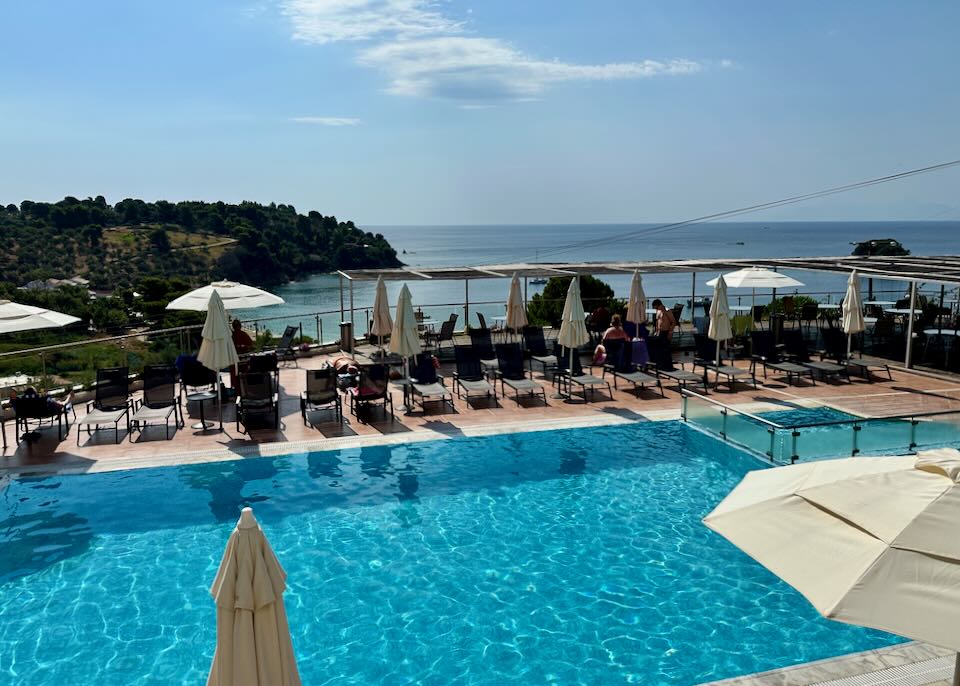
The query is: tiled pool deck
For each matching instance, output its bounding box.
[3,352,959,477]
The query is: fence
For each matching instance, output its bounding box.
[681,389,960,463]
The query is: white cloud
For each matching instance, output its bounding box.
[358,37,702,101]
[280,0,462,43]
[280,0,711,103]
[291,116,361,126]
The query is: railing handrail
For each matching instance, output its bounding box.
[0,323,204,359]
[681,388,960,430]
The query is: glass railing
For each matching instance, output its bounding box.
[681,389,960,464]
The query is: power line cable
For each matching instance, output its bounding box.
[496,158,960,266]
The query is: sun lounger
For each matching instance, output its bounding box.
[602,339,663,397]
[236,371,280,431]
[76,366,133,444]
[470,328,499,374]
[803,360,851,383]
[301,367,343,424]
[348,364,395,422]
[130,365,183,440]
[692,334,756,391]
[819,328,892,382]
[522,326,557,376]
[495,343,546,404]
[410,354,454,412]
[555,343,611,402]
[453,346,496,405]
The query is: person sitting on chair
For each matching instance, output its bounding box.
[231,319,254,354]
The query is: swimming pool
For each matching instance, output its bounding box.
[0,422,902,685]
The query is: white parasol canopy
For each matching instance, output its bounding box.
[842,270,865,358]
[706,267,804,290]
[197,291,238,431]
[208,507,301,686]
[389,284,422,359]
[166,281,284,311]
[557,277,589,351]
[705,449,960,683]
[626,271,647,327]
[708,275,733,366]
[505,273,528,331]
[369,275,393,339]
[0,299,81,334]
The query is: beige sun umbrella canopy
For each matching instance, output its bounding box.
[626,271,647,328]
[0,299,81,334]
[505,273,528,333]
[706,267,804,310]
[208,507,301,686]
[369,275,393,351]
[708,275,733,366]
[705,449,960,683]
[842,270,865,358]
[197,291,239,431]
[166,281,285,311]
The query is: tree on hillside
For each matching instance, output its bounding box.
[526,275,616,327]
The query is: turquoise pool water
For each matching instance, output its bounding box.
[0,422,902,685]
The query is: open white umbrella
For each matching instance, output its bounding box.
[369,276,393,358]
[166,281,284,311]
[0,300,81,334]
[197,291,239,431]
[706,267,804,311]
[708,275,733,367]
[208,507,301,686]
[842,270,865,359]
[626,271,647,330]
[557,277,589,397]
[0,299,82,388]
[705,449,960,685]
[505,273,528,339]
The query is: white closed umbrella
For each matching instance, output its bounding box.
[505,273,528,338]
[705,449,960,685]
[390,285,422,404]
[208,507,301,686]
[706,267,804,311]
[369,276,393,358]
[197,291,239,431]
[0,299,81,334]
[708,275,733,367]
[166,281,284,311]
[557,277,589,395]
[625,271,647,330]
[842,270,865,359]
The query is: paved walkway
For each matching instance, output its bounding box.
[3,352,960,476]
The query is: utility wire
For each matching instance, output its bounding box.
[499,158,960,266]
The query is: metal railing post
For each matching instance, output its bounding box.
[791,430,799,463]
[316,315,321,344]
[905,280,917,369]
[852,423,861,456]
[720,408,728,439]
[910,418,918,450]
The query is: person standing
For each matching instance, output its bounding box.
[652,299,677,370]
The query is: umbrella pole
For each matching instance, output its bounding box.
[217,370,224,431]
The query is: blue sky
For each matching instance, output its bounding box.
[1,1,958,225]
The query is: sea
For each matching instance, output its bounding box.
[242,221,959,337]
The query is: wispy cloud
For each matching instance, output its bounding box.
[280,0,463,43]
[280,0,713,103]
[358,37,701,100]
[291,116,361,126]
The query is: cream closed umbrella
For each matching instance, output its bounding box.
[505,273,528,338]
[625,271,647,329]
[390,285,422,406]
[708,275,733,367]
[705,449,960,684]
[208,507,301,686]
[197,291,239,431]
[369,276,393,358]
[166,281,284,311]
[842,270,865,359]
[557,277,589,397]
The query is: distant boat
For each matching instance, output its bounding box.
[735,241,745,245]
[850,238,909,257]
[530,278,548,285]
